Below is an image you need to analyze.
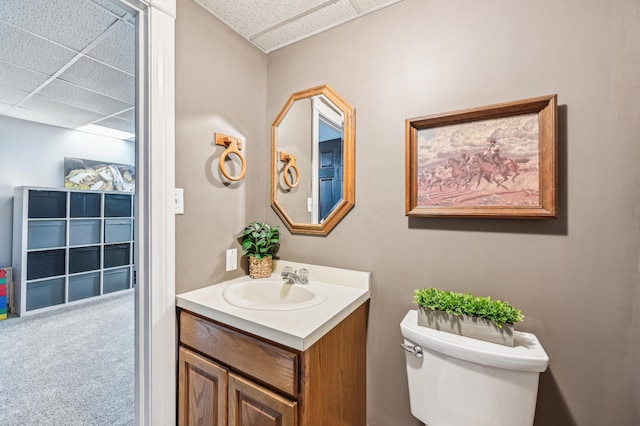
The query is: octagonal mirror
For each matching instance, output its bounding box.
[271,85,355,235]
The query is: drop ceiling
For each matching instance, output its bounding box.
[194,0,405,53]
[0,0,136,139]
[0,0,403,138]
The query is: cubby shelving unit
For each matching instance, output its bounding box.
[12,186,134,316]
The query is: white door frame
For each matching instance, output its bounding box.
[310,95,344,224]
[120,0,177,425]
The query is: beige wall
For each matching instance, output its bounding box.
[177,0,640,424]
[175,0,267,293]
[265,0,639,425]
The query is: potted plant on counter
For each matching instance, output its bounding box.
[413,288,524,346]
[240,221,280,279]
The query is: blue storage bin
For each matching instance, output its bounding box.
[27,249,66,280]
[103,267,130,293]
[70,192,101,217]
[104,243,131,268]
[26,278,65,311]
[28,190,67,218]
[104,219,132,243]
[69,219,101,246]
[104,194,132,217]
[68,272,100,301]
[69,246,100,274]
[27,220,66,249]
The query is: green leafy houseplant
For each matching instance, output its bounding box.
[240,221,280,260]
[414,288,524,329]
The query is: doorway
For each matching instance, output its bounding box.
[0,1,176,424]
[318,137,343,221]
[0,0,137,424]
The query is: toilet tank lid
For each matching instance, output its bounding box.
[400,310,549,372]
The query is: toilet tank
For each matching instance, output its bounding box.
[400,310,549,426]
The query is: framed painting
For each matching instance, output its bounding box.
[405,95,557,218]
[64,157,135,192]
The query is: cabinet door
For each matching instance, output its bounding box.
[228,372,298,426]
[179,347,228,426]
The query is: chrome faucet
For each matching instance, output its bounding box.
[281,267,309,285]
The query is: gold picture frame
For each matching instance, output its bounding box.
[405,95,557,218]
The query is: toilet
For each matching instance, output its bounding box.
[400,310,549,426]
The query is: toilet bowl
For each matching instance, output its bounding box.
[400,310,548,426]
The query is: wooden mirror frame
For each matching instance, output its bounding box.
[271,85,355,235]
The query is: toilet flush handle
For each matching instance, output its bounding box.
[400,343,423,358]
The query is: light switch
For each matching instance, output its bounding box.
[174,188,184,215]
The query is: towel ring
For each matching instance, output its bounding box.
[216,133,247,181]
[280,152,300,189]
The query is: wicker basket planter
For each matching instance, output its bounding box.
[241,222,279,279]
[248,256,273,279]
[418,306,515,346]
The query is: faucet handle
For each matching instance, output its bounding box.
[298,268,309,283]
[282,266,293,275]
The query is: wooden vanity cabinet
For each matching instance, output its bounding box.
[179,348,228,425]
[178,301,368,426]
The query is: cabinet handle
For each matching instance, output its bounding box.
[400,343,423,358]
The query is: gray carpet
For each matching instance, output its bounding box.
[0,291,135,426]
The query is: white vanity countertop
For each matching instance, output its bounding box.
[176,260,371,351]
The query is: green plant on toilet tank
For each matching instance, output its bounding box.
[414,288,524,346]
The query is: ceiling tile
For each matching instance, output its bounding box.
[1,0,401,135]
[38,78,133,116]
[0,21,77,76]
[0,0,136,137]
[90,0,130,18]
[0,85,29,105]
[1,0,117,51]
[87,20,135,75]
[193,0,326,38]
[352,0,404,12]
[114,108,135,122]
[5,106,76,128]
[193,0,406,53]
[16,94,107,128]
[58,56,135,104]
[6,107,94,129]
[94,115,135,133]
[0,61,49,92]
[252,0,357,52]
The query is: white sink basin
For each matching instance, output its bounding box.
[223,279,329,310]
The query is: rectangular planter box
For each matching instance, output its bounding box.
[417,306,515,346]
